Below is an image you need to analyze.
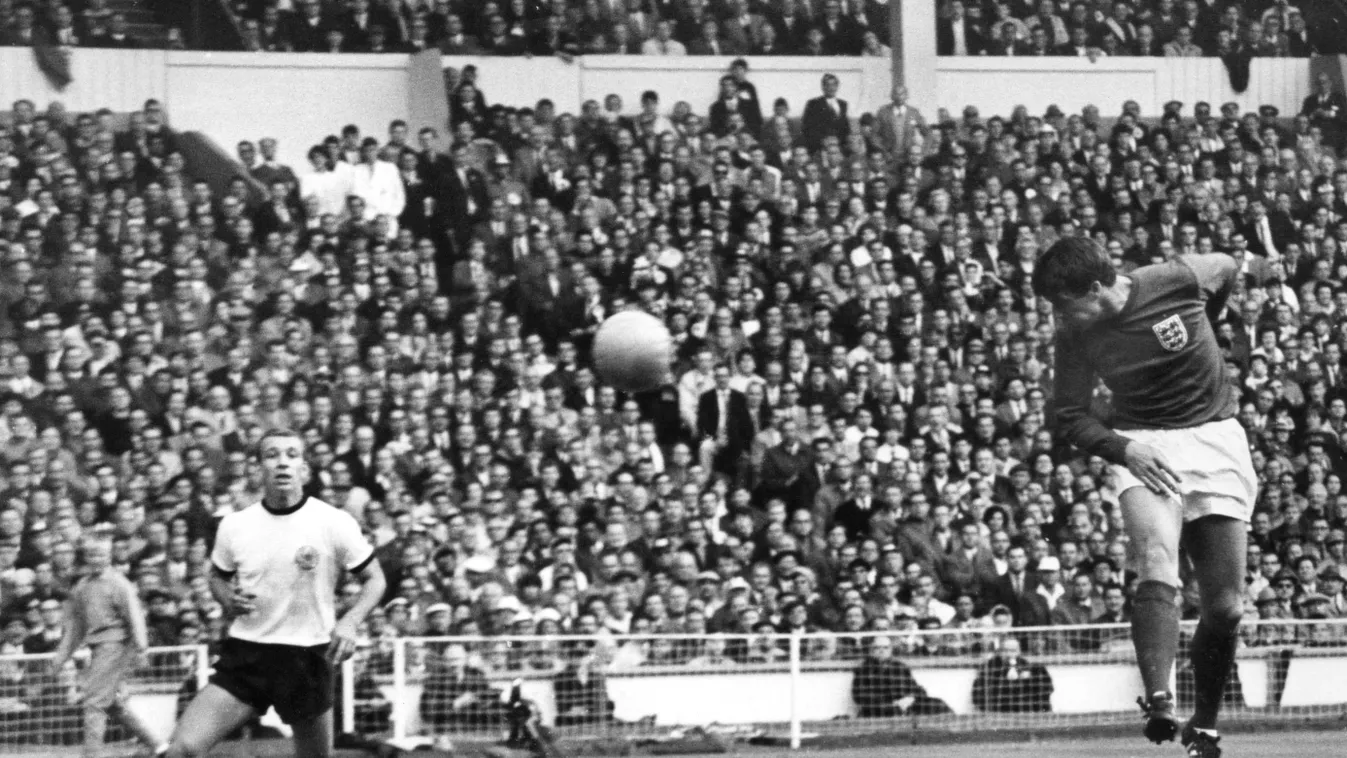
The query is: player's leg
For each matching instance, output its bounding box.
[81,644,127,758]
[1181,511,1247,755]
[164,684,258,758]
[289,709,335,758]
[104,647,166,752]
[1119,485,1184,743]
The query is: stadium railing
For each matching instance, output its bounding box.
[352,619,1347,749]
[3,622,1344,753]
[0,644,208,754]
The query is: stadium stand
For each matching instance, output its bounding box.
[2,32,1347,747]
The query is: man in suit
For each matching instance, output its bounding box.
[936,0,985,55]
[817,0,864,54]
[801,73,851,153]
[873,85,928,165]
[698,364,754,477]
[516,246,571,345]
[939,520,1001,599]
[447,141,489,250]
[1239,199,1294,258]
[985,545,1038,621]
[1301,72,1347,137]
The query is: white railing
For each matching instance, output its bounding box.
[3,622,1344,754]
[347,619,1347,749]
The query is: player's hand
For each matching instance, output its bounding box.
[1123,442,1182,498]
[327,619,359,664]
[895,695,916,713]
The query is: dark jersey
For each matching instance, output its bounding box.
[1054,256,1238,464]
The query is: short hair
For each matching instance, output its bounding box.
[259,427,303,451]
[1032,237,1117,301]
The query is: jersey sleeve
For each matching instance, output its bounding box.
[1053,330,1133,465]
[210,516,237,576]
[1177,253,1237,322]
[332,509,376,573]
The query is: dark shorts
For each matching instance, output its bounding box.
[210,637,333,725]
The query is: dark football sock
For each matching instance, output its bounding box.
[1131,580,1180,699]
[1189,619,1240,730]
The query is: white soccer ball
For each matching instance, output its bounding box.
[592,310,674,393]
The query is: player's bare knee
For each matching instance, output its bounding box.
[1133,544,1181,587]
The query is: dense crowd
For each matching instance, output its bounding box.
[229,0,892,55]
[2,56,1347,685]
[0,0,185,50]
[936,0,1330,57]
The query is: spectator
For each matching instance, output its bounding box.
[851,635,953,717]
[553,642,615,726]
[642,20,687,56]
[800,73,851,153]
[937,1,985,56]
[420,643,509,732]
[971,638,1054,712]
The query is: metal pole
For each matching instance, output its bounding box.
[341,657,356,737]
[194,644,210,693]
[788,634,802,750]
[392,640,408,741]
[891,0,904,88]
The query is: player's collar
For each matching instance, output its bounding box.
[263,494,309,515]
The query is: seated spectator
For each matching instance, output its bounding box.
[971,638,1054,712]
[420,644,509,732]
[851,635,953,717]
[553,642,615,726]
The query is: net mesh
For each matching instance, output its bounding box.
[376,621,1347,744]
[5,623,1345,753]
[0,645,205,754]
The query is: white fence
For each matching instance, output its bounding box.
[2,621,1344,754]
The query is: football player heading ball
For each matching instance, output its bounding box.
[1036,239,1252,758]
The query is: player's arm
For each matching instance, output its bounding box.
[330,558,385,663]
[1179,252,1238,322]
[51,587,86,668]
[330,514,386,662]
[121,577,151,652]
[209,518,255,618]
[1053,331,1132,465]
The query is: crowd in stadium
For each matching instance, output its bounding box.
[3,46,1347,690]
[2,0,1336,60]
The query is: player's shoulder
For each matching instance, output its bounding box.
[1129,258,1203,297]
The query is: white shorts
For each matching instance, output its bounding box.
[1109,417,1258,523]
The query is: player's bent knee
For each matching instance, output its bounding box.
[1203,595,1244,633]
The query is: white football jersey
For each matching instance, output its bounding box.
[212,497,374,647]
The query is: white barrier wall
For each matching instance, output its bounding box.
[933,57,1311,121]
[0,49,1315,178]
[377,657,1279,733]
[85,650,1336,740]
[165,51,411,169]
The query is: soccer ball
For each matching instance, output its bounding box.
[592,310,674,393]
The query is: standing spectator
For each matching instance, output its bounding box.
[872,86,927,167]
[801,74,851,153]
